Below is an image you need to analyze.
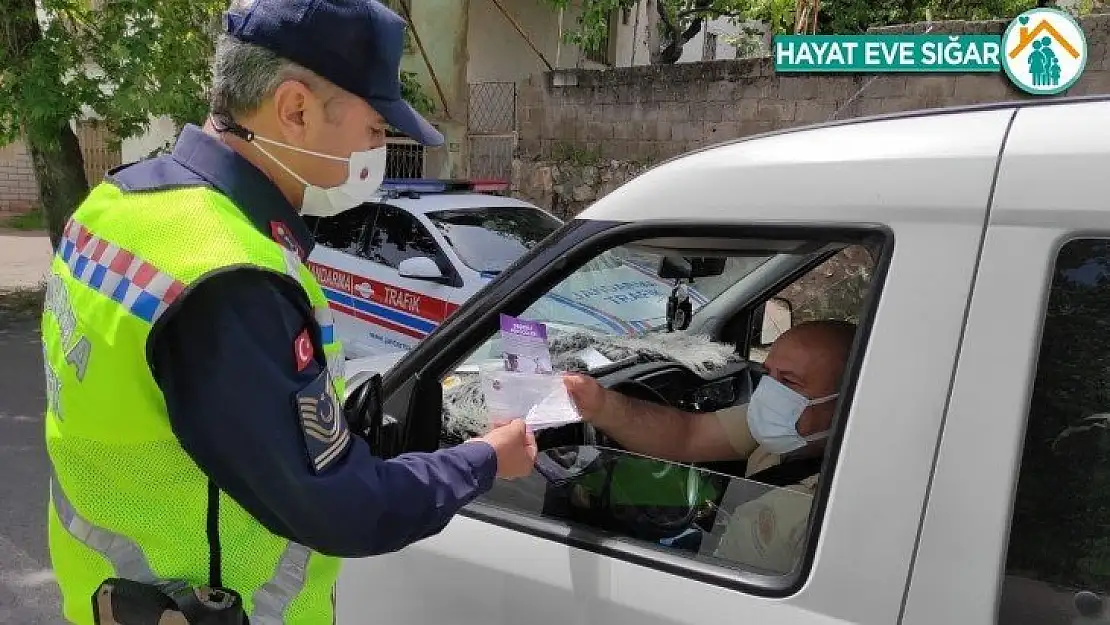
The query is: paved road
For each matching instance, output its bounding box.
[0,318,64,624]
[0,231,52,289]
[0,230,63,622]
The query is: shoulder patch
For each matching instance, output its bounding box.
[270,221,304,258]
[294,369,351,474]
[294,328,314,372]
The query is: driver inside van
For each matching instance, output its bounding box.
[562,319,856,569]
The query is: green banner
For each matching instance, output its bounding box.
[774,34,1004,73]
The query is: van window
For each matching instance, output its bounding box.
[441,232,886,584]
[999,239,1110,625]
[748,245,875,362]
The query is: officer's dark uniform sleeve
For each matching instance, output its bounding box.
[149,268,497,558]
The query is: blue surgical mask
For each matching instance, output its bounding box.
[746,375,838,455]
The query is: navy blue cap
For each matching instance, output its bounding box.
[224,0,443,147]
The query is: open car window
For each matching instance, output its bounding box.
[425,227,888,590]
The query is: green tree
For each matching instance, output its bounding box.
[545,0,1076,62]
[1,0,436,250]
[545,0,756,64]
[1,0,226,249]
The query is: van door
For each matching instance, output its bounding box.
[336,108,1012,625]
[901,98,1110,625]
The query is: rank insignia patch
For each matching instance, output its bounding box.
[295,369,351,474]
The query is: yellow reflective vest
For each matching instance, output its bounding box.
[42,180,346,625]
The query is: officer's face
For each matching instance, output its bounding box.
[270,78,389,188]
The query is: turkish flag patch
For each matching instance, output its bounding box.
[271,220,304,258]
[294,328,315,372]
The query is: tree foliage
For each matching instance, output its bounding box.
[1,0,227,246]
[1,0,436,247]
[1,0,225,150]
[544,0,1085,63]
[811,0,1037,34]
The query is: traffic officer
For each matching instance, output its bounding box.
[41,0,536,623]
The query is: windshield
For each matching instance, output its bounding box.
[427,206,563,274]
[521,246,773,336]
[460,246,774,367]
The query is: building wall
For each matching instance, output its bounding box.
[677,17,741,63]
[610,0,655,67]
[467,0,659,81]
[0,121,127,217]
[468,0,582,83]
[392,0,472,178]
[121,116,178,163]
[512,15,1110,215]
[0,141,39,216]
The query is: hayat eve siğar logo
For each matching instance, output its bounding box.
[1001,7,1088,95]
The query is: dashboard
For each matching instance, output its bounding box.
[595,359,756,415]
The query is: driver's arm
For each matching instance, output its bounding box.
[565,374,748,463]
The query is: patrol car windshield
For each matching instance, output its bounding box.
[427,207,563,274]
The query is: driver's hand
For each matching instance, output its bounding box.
[563,374,606,422]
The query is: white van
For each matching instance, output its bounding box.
[339,94,1110,625]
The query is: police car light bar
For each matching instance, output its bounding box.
[379,178,509,195]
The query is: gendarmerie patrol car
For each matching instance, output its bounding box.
[339,95,1110,625]
[303,178,711,360]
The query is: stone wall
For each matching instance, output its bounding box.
[512,14,1110,214]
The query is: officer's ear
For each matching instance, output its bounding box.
[271,78,315,143]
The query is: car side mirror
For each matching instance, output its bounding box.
[344,372,401,458]
[759,297,793,347]
[398,256,447,283]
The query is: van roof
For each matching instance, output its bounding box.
[576,94,1110,228]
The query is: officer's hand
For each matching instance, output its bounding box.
[563,374,607,423]
[478,419,537,480]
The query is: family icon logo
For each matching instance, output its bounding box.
[1001,7,1087,95]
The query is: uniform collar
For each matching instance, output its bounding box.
[171,124,314,260]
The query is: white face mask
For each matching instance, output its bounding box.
[250,134,387,218]
[746,375,838,455]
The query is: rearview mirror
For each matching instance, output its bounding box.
[759,297,793,346]
[657,255,727,280]
[398,256,446,282]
